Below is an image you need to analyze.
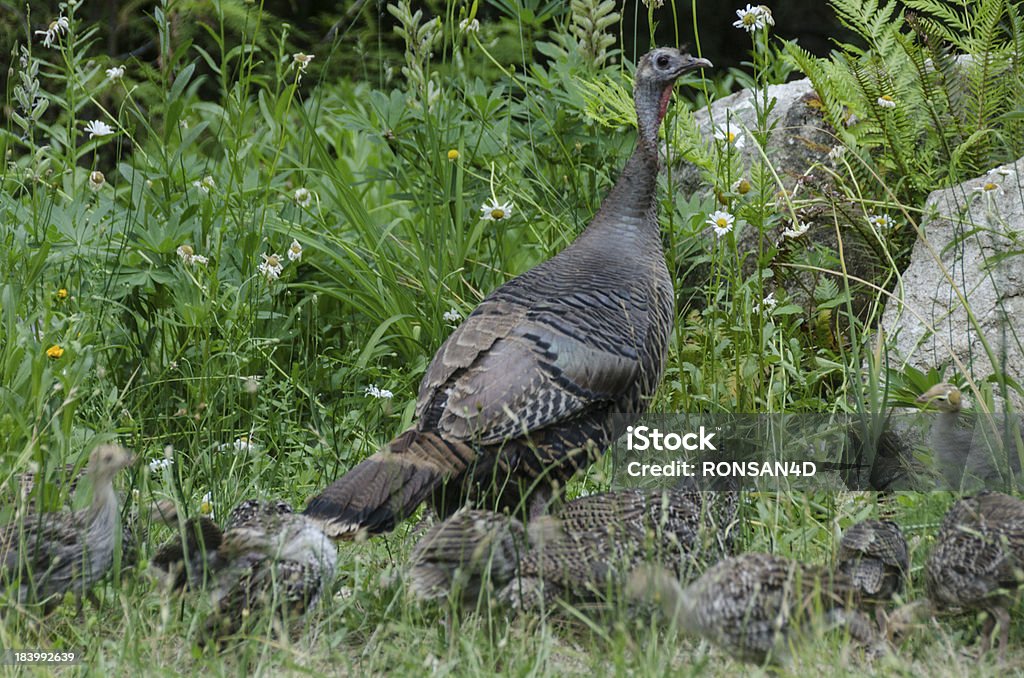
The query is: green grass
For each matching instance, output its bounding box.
[1,0,1023,675]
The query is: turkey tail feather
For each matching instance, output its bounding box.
[303,430,474,539]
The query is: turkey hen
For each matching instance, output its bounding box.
[924,491,1024,660]
[0,445,133,608]
[304,48,712,539]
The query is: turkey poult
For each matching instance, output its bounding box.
[304,48,712,539]
[925,491,1024,661]
[206,500,337,638]
[0,445,133,608]
[916,383,1022,490]
[149,502,224,591]
[836,519,909,633]
[499,488,737,611]
[150,499,337,638]
[628,553,876,666]
[407,489,736,611]
[407,508,526,604]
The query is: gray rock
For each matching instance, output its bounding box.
[672,78,888,317]
[880,160,1024,412]
[673,77,835,198]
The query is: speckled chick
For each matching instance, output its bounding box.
[925,491,1024,661]
[630,552,874,666]
[408,508,527,604]
[203,499,337,638]
[0,445,133,607]
[837,519,908,632]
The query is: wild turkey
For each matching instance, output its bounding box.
[0,445,133,608]
[629,552,877,666]
[8,461,143,569]
[151,499,337,638]
[924,491,1024,660]
[917,383,1022,491]
[407,488,736,612]
[408,508,526,604]
[9,462,81,503]
[207,499,337,637]
[304,48,712,539]
[836,519,908,634]
[149,502,224,591]
[500,488,736,611]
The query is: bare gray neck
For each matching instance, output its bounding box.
[574,75,666,247]
[575,143,661,249]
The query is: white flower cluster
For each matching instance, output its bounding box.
[177,244,209,266]
[365,385,394,399]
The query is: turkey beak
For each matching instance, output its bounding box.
[684,56,713,73]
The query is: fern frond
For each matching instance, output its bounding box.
[577,75,634,129]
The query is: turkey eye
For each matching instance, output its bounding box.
[656,54,670,69]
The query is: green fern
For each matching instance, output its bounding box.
[784,0,1024,202]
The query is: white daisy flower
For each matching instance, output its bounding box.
[480,198,513,221]
[867,213,895,230]
[733,4,766,32]
[973,181,1001,196]
[36,14,69,48]
[294,187,312,207]
[707,210,736,238]
[782,222,811,238]
[200,492,214,517]
[876,95,896,109]
[84,120,115,139]
[258,253,284,281]
[365,385,394,399]
[713,121,745,149]
[731,178,752,195]
[288,239,303,262]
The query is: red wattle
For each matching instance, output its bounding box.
[657,86,673,124]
